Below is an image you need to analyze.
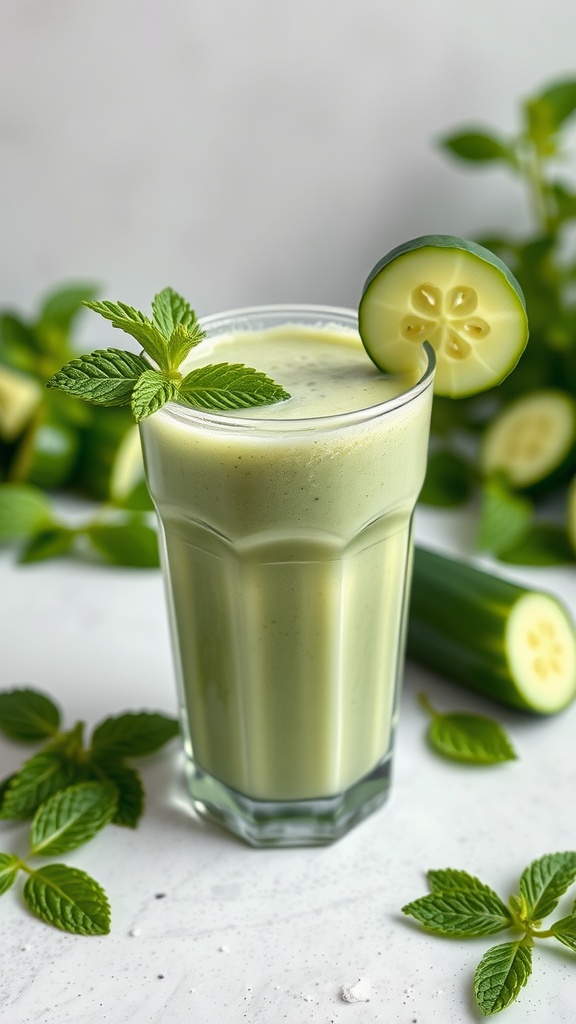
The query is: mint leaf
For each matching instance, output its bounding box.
[29,782,118,857]
[166,322,205,371]
[91,758,144,828]
[0,687,61,742]
[551,913,576,952]
[499,525,575,566]
[536,78,576,129]
[130,369,179,422]
[427,869,500,897]
[0,751,79,820]
[179,362,290,411]
[87,521,160,568]
[440,129,513,164]
[152,287,202,340]
[23,863,110,935]
[519,851,576,922]
[0,483,53,541]
[83,300,169,371]
[419,449,474,507]
[91,712,179,758]
[402,890,512,937]
[0,853,20,895]
[476,476,533,555]
[46,349,149,407]
[427,712,517,765]
[19,527,75,564]
[474,940,532,1016]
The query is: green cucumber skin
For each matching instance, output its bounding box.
[407,547,541,712]
[361,234,528,314]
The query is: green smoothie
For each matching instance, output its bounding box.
[139,311,434,804]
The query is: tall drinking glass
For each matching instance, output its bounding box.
[139,306,435,846]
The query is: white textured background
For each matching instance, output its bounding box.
[2,0,576,324]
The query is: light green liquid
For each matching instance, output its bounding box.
[140,324,432,801]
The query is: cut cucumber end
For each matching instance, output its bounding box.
[506,592,576,713]
[481,389,576,490]
[359,235,529,398]
[0,366,42,442]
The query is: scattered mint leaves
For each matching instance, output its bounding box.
[0,685,179,935]
[23,863,110,936]
[47,287,290,421]
[474,939,533,1016]
[418,694,517,765]
[91,712,179,759]
[0,687,61,742]
[476,476,534,556]
[0,853,20,895]
[403,851,576,1016]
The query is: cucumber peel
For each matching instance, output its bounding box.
[359,235,529,398]
[407,547,576,714]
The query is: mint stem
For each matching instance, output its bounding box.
[417,693,439,718]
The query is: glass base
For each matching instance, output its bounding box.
[184,755,393,847]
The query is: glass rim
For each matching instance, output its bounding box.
[155,303,436,432]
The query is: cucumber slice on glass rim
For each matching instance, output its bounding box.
[359,235,529,397]
[480,389,576,490]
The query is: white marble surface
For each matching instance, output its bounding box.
[1,506,576,1023]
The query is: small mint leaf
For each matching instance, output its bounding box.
[130,369,179,422]
[402,890,512,937]
[519,851,576,922]
[0,687,61,742]
[83,300,169,370]
[91,712,178,758]
[91,759,144,828]
[46,349,149,407]
[179,362,290,411]
[152,287,202,340]
[0,751,79,820]
[166,322,205,371]
[87,521,160,568]
[0,853,20,895]
[0,484,54,542]
[427,869,501,898]
[551,913,576,952]
[476,476,533,556]
[440,129,513,164]
[29,781,118,857]
[474,940,532,1016]
[23,863,110,935]
[427,712,517,765]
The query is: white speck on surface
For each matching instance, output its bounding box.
[129,928,141,937]
[340,978,371,1003]
[219,945,230,953]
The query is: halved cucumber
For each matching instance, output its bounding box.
[359,235,529,397]
[407,547,576,714]
[75,408,151,509]
[0,366,42,442]
[480,389,576,490]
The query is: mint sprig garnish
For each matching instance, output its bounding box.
[0,686,179,935]
[46,287,291,421]
[418,693,517,765]
[403,851,576,1016]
